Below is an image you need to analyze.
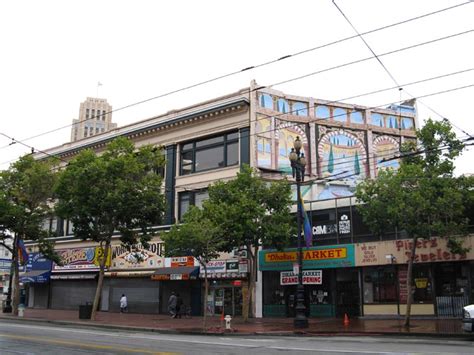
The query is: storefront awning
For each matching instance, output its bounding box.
[20,270,51,283]
[151,266,199,281]
[105,271,155,278]
[51,273,97,280]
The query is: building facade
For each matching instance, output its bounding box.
[29,81,472,318]
[70,97,117,142]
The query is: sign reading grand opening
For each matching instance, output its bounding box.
[259,244,355,271]
[280,270,322,285]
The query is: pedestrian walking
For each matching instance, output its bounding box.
[120,294,128,313]
[168,292,177,318]
[176,293,183,319]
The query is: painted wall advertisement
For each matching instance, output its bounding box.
[355,235,474,267]
[110,241,164,270]
[53,247,111,272]
[259,244,355,271]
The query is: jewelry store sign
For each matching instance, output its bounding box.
[280,270,322,285]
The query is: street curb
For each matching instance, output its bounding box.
[1,315,473,340]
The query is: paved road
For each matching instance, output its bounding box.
[0,320,472,354]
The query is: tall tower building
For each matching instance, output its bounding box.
[70,97,117,142]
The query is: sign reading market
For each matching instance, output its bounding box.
[280,270,322,285]
[259,244,355,271]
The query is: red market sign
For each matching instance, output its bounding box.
[280,270,322,285]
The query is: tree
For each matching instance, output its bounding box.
[55,137,166,320]
[0,155,59,315]
[204,165,294,321]
[356,119,472,327]
[161,206,225,329]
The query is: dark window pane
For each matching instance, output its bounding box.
[179,193,191,220]
[226,142,239,166]
[226,132,239,141]
[181,151,194,175]
[196,136,224,148]
[182,143,193,151]
[195,146,224,172]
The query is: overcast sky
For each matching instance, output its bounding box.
[1,0,473,174]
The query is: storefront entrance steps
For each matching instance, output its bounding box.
[0,308,471,339]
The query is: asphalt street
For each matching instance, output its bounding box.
[0,320,472,355]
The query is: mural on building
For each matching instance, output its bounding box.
[255,115,309,175]
[318,129,367,180]
[373,135,400,175]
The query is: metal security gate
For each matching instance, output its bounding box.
[51,280,97,310]
[436,296,469,317]
[108,278,159,314]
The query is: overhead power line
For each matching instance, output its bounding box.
[4,2,471,147]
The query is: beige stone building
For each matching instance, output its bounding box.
[28,81,473,320]
[70,97,117,142]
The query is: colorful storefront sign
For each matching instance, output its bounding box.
[110,241,164,270]
[280,270,322,285]
[53,247,111,272]
[259,244,355,271]
[355,236,474,267]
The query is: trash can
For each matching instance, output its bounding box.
[79,303,93,319]
[18,304,25,317]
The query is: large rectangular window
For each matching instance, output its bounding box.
[180,131,239,175]
[363,266,397,303]
[178,189,209,220]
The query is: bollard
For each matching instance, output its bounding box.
[18,304,25,317]
[224,315,232,330]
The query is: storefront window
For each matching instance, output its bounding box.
[413,264,433,303]
[363,266,397,303]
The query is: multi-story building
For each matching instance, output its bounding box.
[0,243,12,299]
[70,97,117,142]
[28,81,473,319]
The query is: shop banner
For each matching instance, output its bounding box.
[110,241,164,270]
[280,270,322,285]
[355,235,474,267]
[259,244,355,271]
[165,256,196,267]
[199,259,248,279]
[53,247,111,272]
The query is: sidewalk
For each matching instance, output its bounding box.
[1,308,472,338]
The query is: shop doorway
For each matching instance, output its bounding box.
[208,286,242,317]
[336,268,360,317]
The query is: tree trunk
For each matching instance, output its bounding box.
[11,249,20,316]
[91,240,110,321]
[404,236,417,327]
[243,248,255,322]
[203,265,208,331]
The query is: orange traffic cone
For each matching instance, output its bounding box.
[220,308,225,321]
[343,313,350,326]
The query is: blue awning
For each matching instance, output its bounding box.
[20,270,51,283]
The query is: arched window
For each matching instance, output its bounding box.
[371,113,384,127]
[277,99,289,113]
[292,102,308,116]
[350,111,364,124]
[259,94,273,109]
[333,108,347,123]
[315,105,330,119]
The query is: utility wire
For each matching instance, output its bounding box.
[331,0,473,138]
[4,2,471,147]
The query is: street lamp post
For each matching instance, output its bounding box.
[289,136,308,329]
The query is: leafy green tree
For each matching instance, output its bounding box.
[161,206,225,329]
[0,155,59,315]
[205,165,294,320]
[55,137,166,320]
[356,119,472,327]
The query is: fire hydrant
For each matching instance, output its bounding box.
[224,315,232,330]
